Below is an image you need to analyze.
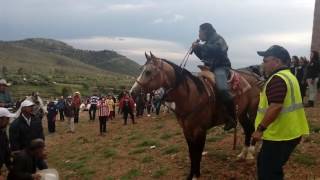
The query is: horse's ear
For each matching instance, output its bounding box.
[150,51,156,59]
[145,52,151,61]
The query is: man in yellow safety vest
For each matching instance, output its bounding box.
[252,45,309,180]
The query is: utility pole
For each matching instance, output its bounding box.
[311,0,320,52]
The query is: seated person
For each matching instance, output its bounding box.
[8,139,47,180]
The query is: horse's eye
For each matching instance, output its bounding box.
[145,70,152,76]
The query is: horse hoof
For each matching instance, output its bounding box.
[246,153,255,160]
[246,146,255,160]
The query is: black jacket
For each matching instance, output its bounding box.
[193,33,231,69]
[7,150,38,180]
[291,65,306,83]
[0,129,11,170]
[305,60,320,79]
[9,115,44,152]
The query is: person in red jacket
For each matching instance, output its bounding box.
[119,92,135,125]
[72,92,81,123]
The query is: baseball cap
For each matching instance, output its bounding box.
[257,45,291,64]
[0,107,15,118]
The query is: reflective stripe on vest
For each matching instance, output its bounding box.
[257,72,303,114]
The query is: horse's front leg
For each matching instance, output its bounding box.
[239,114,255,160]
[185,130,207,180]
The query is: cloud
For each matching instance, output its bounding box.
[62,36,198,68]
[228,31,312,68]
[171,14,185,22]
[107,2,155,12]
[152,14,185,24]
[62,28,312,72]
[153,18,164,24]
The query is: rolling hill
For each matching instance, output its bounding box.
[0,38,141,98]
[6,38,140,76]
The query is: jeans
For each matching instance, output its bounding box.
[257,137,301,180]
[47,116,56,133]
[89,104,97,120]
[99,116,107,133]
[213,67,232,102]
[123,109,135,124]
[59,109,64,121]
[74,107,80,123]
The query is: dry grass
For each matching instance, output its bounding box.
[45,107,320,180]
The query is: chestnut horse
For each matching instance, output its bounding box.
[130,52,262,180]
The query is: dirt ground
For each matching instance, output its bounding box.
[45,106,320,180]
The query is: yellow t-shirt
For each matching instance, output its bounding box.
[106,99,115,111]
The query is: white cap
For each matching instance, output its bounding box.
[0,79,11,86]
[20,100,35,108]
[0,107,15,118]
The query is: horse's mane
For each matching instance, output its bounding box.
[161,59,205,94]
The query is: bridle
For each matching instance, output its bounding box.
[135,59,164,90]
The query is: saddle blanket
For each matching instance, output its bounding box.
[197,65,252,98]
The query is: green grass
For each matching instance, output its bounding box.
[136,139,160,148]
[293,153,317,166]
[154,124,164,130]
[105,177,115,180]
[141,156,154,163]
[129,148,147,155]
[128,133,143,143]
[120,169,141,180]
[162,145,179,155]
[208,151,228,161]
[207,136,224,143]
[160,133,173,140]
[152,167,168,178]
[65,160,85,170]
[310,124,320,133]
[103,148,117,158]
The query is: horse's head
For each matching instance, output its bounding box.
[130,52,174,96]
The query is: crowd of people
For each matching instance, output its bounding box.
[290,51,320,107]
[0,79,171,180]
[0,89,48,179]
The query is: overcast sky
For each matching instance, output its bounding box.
[0,0,316,71]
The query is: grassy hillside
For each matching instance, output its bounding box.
[10,38,141,76]
[0,42,136,99]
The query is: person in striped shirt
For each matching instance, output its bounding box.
[97,97,110,135]
[89,94,99,121]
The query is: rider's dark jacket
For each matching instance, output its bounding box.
[193,33,231,70]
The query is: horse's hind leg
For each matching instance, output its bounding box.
[238,113,255,160]
[185,130,206,180]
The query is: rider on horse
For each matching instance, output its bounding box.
[191,22,236,131]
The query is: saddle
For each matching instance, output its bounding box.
[197,65,252,99]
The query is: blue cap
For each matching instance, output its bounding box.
[257,45,291,64]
